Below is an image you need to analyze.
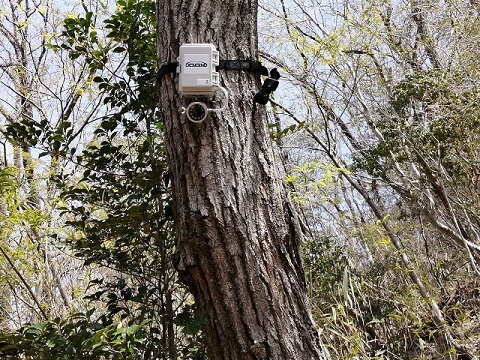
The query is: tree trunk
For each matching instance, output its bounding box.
[156,0,328,359]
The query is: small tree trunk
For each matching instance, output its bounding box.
[156,0,328,359]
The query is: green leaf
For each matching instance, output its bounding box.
[183,312,207,336]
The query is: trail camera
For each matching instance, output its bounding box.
[178,43,220,97]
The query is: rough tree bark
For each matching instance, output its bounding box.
[156,0,329,359]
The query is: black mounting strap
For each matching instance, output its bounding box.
[217,60,268,76]
[158,60,269,79]
[157,60,279,105]
[157,62,178,81]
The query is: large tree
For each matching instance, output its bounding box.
[156,0,328,358]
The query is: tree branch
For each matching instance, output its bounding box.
[0,243,48,320]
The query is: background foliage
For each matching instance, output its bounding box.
[1,0,480,358]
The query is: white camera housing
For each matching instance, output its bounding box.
[178,43,219,97]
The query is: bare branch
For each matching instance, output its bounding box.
[0,243,48,320]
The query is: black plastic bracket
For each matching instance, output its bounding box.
[253,68,281,105]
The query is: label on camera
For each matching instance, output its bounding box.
[184,54,210,74]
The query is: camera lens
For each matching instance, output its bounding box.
[186,102,208,123]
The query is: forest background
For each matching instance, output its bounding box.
[0,0,479,358]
